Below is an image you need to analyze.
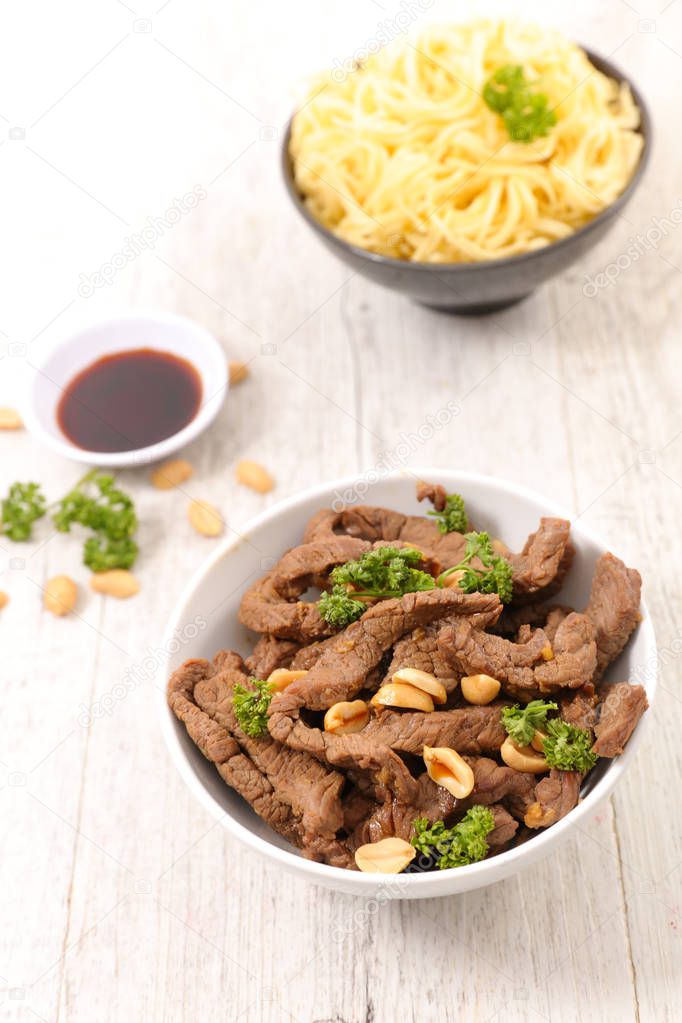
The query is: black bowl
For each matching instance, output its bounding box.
[282,50,651,315]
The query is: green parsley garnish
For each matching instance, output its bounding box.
[542,718,597,772]
[318,547,436,628]
[438,531,513,603]
[233,678,274,738]
[53,470,138,571]
[483,64,557,142]
[411,806,495,869]
[427,492,467,534]
[501,699,558,747]
[0,482,47,540]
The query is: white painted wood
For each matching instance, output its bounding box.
[1,0,681,1020]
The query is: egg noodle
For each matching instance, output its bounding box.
[290,20,643,263]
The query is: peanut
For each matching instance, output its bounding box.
[370,682,434,714]
[150,458,193,490]
[541,643,554,661]
[266,668,308,692]
[422,745,475,799]
[0,407,23,430]
[392,667,447,705]
[235,459,274,493]
[0,591,9,610]
[500,735,549,773]
[354,837,416,874]
[90,569,140,599]
[324,700,370,735]
[531,730,546,753]
[524,803,557,829]
[44,575,77,616]
[228,360,249,386]
[439,569,465,590]
[188,499,224,537]
[492,538,510,556]
[461,673,501,705]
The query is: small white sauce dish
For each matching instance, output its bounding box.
[21,310,228,467]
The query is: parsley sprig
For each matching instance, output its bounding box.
[501,700,558,747]
[1,482,47,541]
[233,678,274,737]
[542,719,597,772]
[483,64,557,143]
[53,471,138,571]
[318,547,436,629]
[411,806,495,869]
[438,531,513,604]
[427,492,467,534]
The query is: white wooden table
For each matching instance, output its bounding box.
[1,1,681,1020]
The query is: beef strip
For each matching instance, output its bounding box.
[238,536,371,641]
[245,635,300,678]
[585,552,642,678]
[507,518,574,605]
[439,611,596,695]
[487,805,519,849]
[524,770,581,829]
[383,623,459,691]
[560,683,598,733]
[168,656,353,867]
[460,756,536,819]
[493,603,572,642]
[352,772,459,847]
[270,588,502,721]
[416,480,449,513]
[592,682,648,757]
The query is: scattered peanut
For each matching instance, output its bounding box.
[44,575,78,616]
[439,569,465,590]
[188,499,224,537]
[0,591,9,610]
[235,459,274,494]
[491,538,510,556]
[500,735,549,773]
[370,682,434,714]
[266,668,308,692]
[228,360,250,386]
[0,407,23,430]
[422,745,475,799]
[324,700,370,735]
[354,837,416,874]
[392,667,447,705]
[524,802,557,829]
[541,643,554,661]
[150,458,193,490]
[461,673,501,706]
[90,569,140,599]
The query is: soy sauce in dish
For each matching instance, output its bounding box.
[57,348,202,453]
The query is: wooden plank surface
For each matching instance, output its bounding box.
[1,1,682,1020]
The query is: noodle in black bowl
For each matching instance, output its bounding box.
[282,50,651,315]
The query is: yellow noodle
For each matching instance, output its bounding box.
[290,20,643,262]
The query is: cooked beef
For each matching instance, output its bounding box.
[461,756,536,819]
[525,770,581,828]
[592,682,648,757]
[494,603,572,642]
[487,805,519,849]
[416,480,448,513]
[168,656,353,867]
[238,536,371,641]
[439,611,596,694]
[507,518,574,605]
[271,588,502,720]
[352,772,459,847]
[585,553,642,678]
[384,623,459,691]
[560,683,598,732]
[245,635,300,678]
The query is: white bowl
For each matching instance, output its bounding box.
[157,470,656,898]
[21,310,228,467]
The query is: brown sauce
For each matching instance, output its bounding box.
[57,348,202,452]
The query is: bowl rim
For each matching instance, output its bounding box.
[157,468,656,893]
[281,45,652,274]
[20,308,229,468]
